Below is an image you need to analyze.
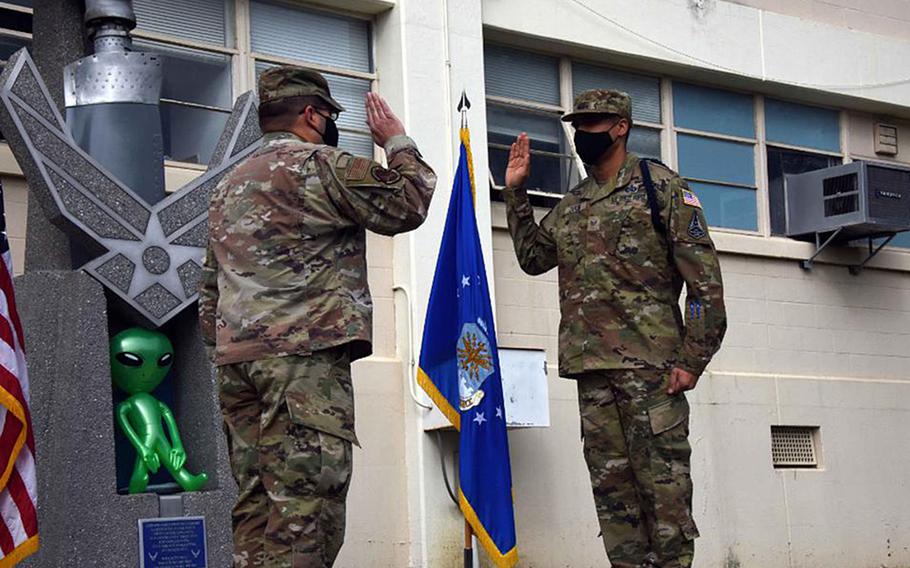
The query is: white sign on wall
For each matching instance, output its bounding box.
[423,348,550,430]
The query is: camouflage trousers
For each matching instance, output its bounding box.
[217,348,355,568]
[576,369,699,568]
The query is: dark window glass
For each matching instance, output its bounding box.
[487,104,578,196]
[767,147,838,235]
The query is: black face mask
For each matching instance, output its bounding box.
[318,115,340,147]
[574,123,619,165]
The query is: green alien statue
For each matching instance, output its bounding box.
[110,327,208,494]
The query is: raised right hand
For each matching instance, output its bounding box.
[505,133,531,189]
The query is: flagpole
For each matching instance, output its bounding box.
[458,88,474,568]
[464,519,474,568]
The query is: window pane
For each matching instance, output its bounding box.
[133,0,230,46]
[0,36,29,61]
[765,98,840,153]
[572,63,660,124]
[135,41,232,108]
[673,82,754,138]
[255,62,371,133]
[688,182,757,231]
[889,232,910,248]
[487,106,573,194]
[677,133,755,186]
[766,147,838,235]
[629,127,661,160]
[251,1,371,73]
[488,147,571,194]
[160,103,229,164]
[484,45,560,106]
[339,132,373,158]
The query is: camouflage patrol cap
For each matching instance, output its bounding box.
[562,89,632,123]
[258,65,345,113]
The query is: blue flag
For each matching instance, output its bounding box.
[417,129,518,567]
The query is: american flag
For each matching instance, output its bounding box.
[0,182,37,566]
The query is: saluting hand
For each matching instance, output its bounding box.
[667,367,699,395]
[505,133,531,189]
[366,92,406,148]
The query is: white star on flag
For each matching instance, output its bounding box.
[473,412,486,426]
[495,406,503,419]
[462,274,471,288]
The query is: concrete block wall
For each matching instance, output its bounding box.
[490,207,910,566]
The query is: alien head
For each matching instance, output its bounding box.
[110,327,174,395]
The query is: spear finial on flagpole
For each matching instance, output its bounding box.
[458,89,471,129]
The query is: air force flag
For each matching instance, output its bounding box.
[417,129,518,567]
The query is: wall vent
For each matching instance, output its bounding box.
[875,122,899,156]
[771,426,820,468]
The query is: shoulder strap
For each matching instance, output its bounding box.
[639,159,666,237]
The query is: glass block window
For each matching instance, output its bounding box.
[765,99,840,153]
[131,0,234,165]
[673,82,755,139]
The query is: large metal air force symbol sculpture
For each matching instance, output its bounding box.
[0,0,264,565]
[0,3,261,326]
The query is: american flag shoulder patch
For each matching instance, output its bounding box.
[682,189,702,209]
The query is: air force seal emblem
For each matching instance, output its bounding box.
[457,321,494,411]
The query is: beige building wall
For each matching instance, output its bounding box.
[3,0,910,566]
[722,0,910,39]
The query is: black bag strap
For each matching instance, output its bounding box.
[639,159,666,237]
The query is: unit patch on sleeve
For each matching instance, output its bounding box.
[371,166,402,185]
[688,211,707,239]
[682,189,702,209]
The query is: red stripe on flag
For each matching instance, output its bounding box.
[0,505,15,557]
[9,468,36,538]
[0,260,25,353]
[0,421,22,483]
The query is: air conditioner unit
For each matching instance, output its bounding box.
[785,161,910,240]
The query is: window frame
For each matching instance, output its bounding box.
[0,1,32,69]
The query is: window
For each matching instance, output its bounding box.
[674,83,758,231]
[764,99,842,235]
[767,148,838,235]
[485,45,578,197]
[250,1,375,157]
[0,1,32,142]
[132,0,234,165]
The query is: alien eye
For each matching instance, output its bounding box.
[116,352,143,367]
[158,353,173,367]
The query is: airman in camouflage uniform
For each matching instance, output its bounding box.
[502,90,726,568]
[199,66,437,567]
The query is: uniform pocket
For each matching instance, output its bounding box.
[314,431,353,499]
[647,396,689,435]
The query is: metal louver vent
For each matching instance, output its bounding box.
[771,426,819,468]
[823,173,859,217]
